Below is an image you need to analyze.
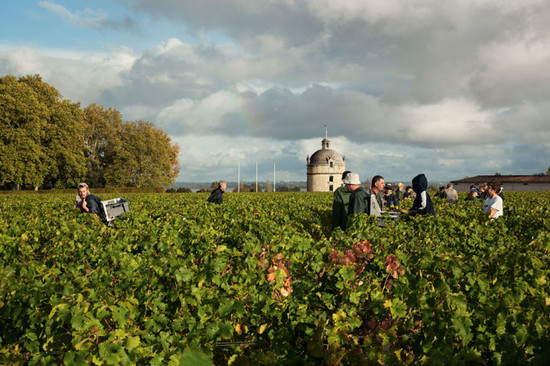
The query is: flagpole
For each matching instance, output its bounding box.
[273,162,276,192]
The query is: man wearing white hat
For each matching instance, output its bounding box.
[331,171,352,230]
[344,173,369,216]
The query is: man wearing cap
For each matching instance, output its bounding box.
[76,182,102,216]
[383,183,399,208]
[345,173,369,216]
[331,171,352,230]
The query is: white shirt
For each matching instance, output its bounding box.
[482,195,503,218]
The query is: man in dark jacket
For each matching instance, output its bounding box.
[207,181,226,204]
[409,174,435,216]
[331,171,352,230]
[77,182,102,216]
[345,173,369,215]
[383,183,399,208]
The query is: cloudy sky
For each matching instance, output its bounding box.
[2,0,550,184]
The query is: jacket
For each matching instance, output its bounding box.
[411,174,435,216]
[332,185,351,230]
[207,187,224,204]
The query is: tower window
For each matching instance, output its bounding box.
[329,161,334,168]
[329,185,333,192]
[329,176,334,182]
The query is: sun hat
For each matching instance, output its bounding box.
[343,173,361,185]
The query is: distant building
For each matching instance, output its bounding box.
[452,175,550,192]
[306,135,346,192]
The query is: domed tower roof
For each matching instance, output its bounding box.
[308,137,345,165]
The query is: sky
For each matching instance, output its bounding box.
[1,0,550,184]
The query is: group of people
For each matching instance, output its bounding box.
[432,181,504,219]
[331,172,436,230]
[75,173,504,226]
[332,172,505,230]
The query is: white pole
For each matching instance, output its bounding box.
[256,161,258,193]
[273,162,276,192]
[238,161,240,193]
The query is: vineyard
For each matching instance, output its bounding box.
[1,191,550,365]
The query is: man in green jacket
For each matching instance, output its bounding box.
[345,173,369,216]
[331,171,352,230]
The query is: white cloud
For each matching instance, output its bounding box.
[39,1,108,28]
[2,0,550,181]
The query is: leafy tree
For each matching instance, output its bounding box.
[82,104,124,187]
[547,166,550,175]
[19,75,86,188]
[0,75,49,190]
[104,121,180,188]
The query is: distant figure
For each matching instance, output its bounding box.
[339,173,368,222]
[395,182,406,201]
[478,183,488,200]
[434,186,446,199]
[383,183,399,208]
[498,186,505,201]
[444,183,458,204]
[409,174,435,216]
[482,180,503,219]
[403,186,415,200]
[331,171,352,230]
[465,190,479,201]
[207,181,226,204]
[76,182,102,215]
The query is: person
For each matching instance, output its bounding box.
[482,180,503,219]
[383,183,399,208]
[345,173,369,216]
[478,183,488,200]
[465,190,479,201]
[395,182,406,201]
[444,183,458,204]
[403,186,415,200]
[434,186,446,199]
[409,174,435,216]
[366,175,386,216]
[76,182,102,215]
[498,186,505,201]
[207,181,226,204]
[331,171,352,230]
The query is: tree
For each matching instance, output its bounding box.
[0,75,49,190]
[82,104,124,187]
[19,75,86,188]
[104,121,180,188]
[547,166,550,175]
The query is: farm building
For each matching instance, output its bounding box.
[306,135,346,192]
[451,175,550,192]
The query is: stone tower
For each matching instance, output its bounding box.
[306,135,346,192]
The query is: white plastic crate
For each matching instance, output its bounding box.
[100,197,130,222]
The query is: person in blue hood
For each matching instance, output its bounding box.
[409,174,435,216]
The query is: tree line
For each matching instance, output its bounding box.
[0,75,180,190]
